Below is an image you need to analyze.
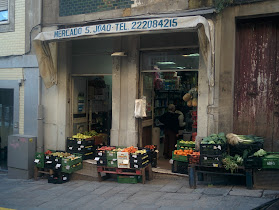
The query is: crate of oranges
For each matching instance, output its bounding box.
[172,149,194,162]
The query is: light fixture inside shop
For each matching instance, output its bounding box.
[182,53,199,57]
[111,52,127,57]
[156,62,176,65]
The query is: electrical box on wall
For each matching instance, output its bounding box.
[8,135,37,179]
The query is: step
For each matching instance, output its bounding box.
[152,167,189,179]
[71,159,99,181]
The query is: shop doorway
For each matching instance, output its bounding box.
[71,76,112,144]
[234,16,279,152]
[0,89,14,170]
[140,49,199,171]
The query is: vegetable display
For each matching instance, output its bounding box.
[226,133,264,145]
[253,149,267,157]
[222,155,243,173]
[201,132,227,144]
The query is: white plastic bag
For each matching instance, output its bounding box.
[134,96,147,118]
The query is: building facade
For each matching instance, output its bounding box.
[0,0,42,170]
[36,0,279,153]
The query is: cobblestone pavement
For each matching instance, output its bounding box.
[0,172,278,210]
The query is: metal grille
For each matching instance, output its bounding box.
[0,0,8,11]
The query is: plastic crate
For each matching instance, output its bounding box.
[172,160,188,174]
[130,159,149,168]
[229,143,263,157]
[130,153,149,163]
[117,175,142,184]
[262,153,279,169]
[44,155,55,169]
[200,155,223,168]
[48,173,70,184]
[177,140,195,148]
[62,154,83,168]
[106,151,118,160]
[244,156,262,169]
[62,162,83,174]
[200,144,227,156]
[82,152,95,160]
[188,154,200,165]
[172,151,188,162]
[107,159,118,167]
[34,152,44,168]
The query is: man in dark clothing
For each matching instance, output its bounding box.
[159,104,180,159]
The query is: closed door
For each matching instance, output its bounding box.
[234,17,279,151]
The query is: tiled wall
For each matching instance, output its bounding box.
[0,0,25,56]
[59,0,134,17]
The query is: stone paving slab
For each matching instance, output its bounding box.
[229,186,263,197]
[203,186,232,196]
[160,192,201,200]
[159,184,182,192]
[0,172,276,210]
[125,191,165,204]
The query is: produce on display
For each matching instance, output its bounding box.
[201,132,227,144]
[222,154,243,173]
[183,87,198,107]
[97,146,116,151]
[253,149,267,157]
[122,146,138,153]
[174,149,194,156]
[226,133,264,145]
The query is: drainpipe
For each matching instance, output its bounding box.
[37,0,44,153]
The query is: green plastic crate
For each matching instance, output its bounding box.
[262,153,279,169]
[177,140,195,148]
[107,159,118,167]
[62,162,83,174]
[172,151,188,162]
[34,152,44,168]
[117,175,142,184]
[106,151,118,160]
[177,146,196,150]
[62,154,83,167]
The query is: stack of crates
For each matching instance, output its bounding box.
[117,152,130,168]
[61,153,83,173]
[130,152,149,168]
[34,152,45,169]
[200,144,227,167]
[106,150,118,167]
[95,150,107,166]
[66,137,95,160]
[262,153,279,169]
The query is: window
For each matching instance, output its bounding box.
[0,0,8,23]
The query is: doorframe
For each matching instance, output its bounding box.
[0,80,20,135]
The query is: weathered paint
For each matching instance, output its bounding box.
[234,17,279,151]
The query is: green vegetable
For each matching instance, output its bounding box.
[253,149,267,157]
[222,154,243,173]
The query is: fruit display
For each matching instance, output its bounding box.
[174,149,194,156]
[97,146,116,151]
[72,133,93,139]
[122,146,138,153]
[178,140,195,145]
[183,87,198,107]
[144,145,156,150]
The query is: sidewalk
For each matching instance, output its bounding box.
[0,172,278,210]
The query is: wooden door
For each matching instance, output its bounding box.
[234,17,279,151]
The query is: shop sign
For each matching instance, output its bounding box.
[34,16,209,41]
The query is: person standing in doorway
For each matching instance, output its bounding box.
[159,104,180,159]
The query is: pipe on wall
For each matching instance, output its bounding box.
[37,0,44,153]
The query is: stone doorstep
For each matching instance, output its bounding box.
[72,160,187,181]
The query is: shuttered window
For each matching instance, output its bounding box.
[0,0,8,11]
[0,0,8,22]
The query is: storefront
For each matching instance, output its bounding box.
[34,15,214,171]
